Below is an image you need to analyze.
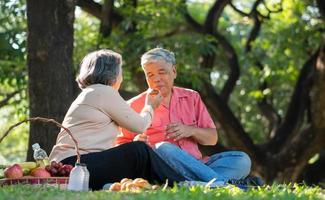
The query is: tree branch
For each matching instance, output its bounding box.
[255,62,281,138]
[180,0,203,32]
[232,0,281,52]
[317,0,325,21]
[146,26,190,41]
[204,0,231,33]
[76,0,123,24]
[291,37,325,182]
[250,0,263,15]
[76,0,102,19]
[0,90,20,109]
[258,97,281,138]
[100,0,114,37]
[267,49,319,153]
[244,0,264,52]
[261,0,283,19]
[230,0,262,17]
[214,33,240,102]
[245,13,262,52]
[229,2,250,16]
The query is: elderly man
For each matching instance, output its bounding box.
[116,48,259,186]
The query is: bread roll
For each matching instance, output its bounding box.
[132,178,150,188]
[120,178,132,184]
[109,183,121,191]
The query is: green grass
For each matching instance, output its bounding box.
[0,184,324,200]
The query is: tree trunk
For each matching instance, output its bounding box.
[26,0,75,160]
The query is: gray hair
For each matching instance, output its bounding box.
[141,48,176,67]
[76,49,122,89]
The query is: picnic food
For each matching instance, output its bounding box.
[132,178,150,188]
[109,182,121,191]
[4,164,24,178]
[0,118,76,188]
[120,178,132,184]
[1,160,73,179]
[149,89,159,96]
[45,161,73,177]
[107,178,160,192]
[18,162,37,170]
[30,167,51,178]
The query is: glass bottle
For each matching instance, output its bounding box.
[32,143,50,167]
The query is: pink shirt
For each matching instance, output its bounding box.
[116,87,216,161]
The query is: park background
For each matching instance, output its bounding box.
[0,0,324,188]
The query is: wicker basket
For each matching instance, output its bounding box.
[0,177,68,189]
[0,117,81,188]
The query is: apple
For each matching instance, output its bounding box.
[30,167,51,178]
[4,164,24,179]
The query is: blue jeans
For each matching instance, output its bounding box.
[154,142,251,184]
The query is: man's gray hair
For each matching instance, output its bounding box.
[76,49,122,89]
[141,48,176,67]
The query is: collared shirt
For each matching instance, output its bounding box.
[116,87,216,161]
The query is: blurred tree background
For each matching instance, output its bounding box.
[0,0,324,185]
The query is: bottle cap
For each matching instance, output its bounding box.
[32,143,40,149]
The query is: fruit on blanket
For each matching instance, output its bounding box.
[30,167,51,178]
[4,164,24,178]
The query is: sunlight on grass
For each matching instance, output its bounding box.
[0,184,323,200]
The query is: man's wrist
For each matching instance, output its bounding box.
[189,125,196,137]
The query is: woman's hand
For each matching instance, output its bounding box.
[145,89,163,109]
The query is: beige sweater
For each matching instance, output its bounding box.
[49,84,153,162]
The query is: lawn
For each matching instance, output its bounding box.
[0,184,324,200]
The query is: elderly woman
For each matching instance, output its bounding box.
[49,49,185,190]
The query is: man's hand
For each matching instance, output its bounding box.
[166,123,196,141]
[133,133,148,143]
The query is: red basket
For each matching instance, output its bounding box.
[0,117,81,188]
